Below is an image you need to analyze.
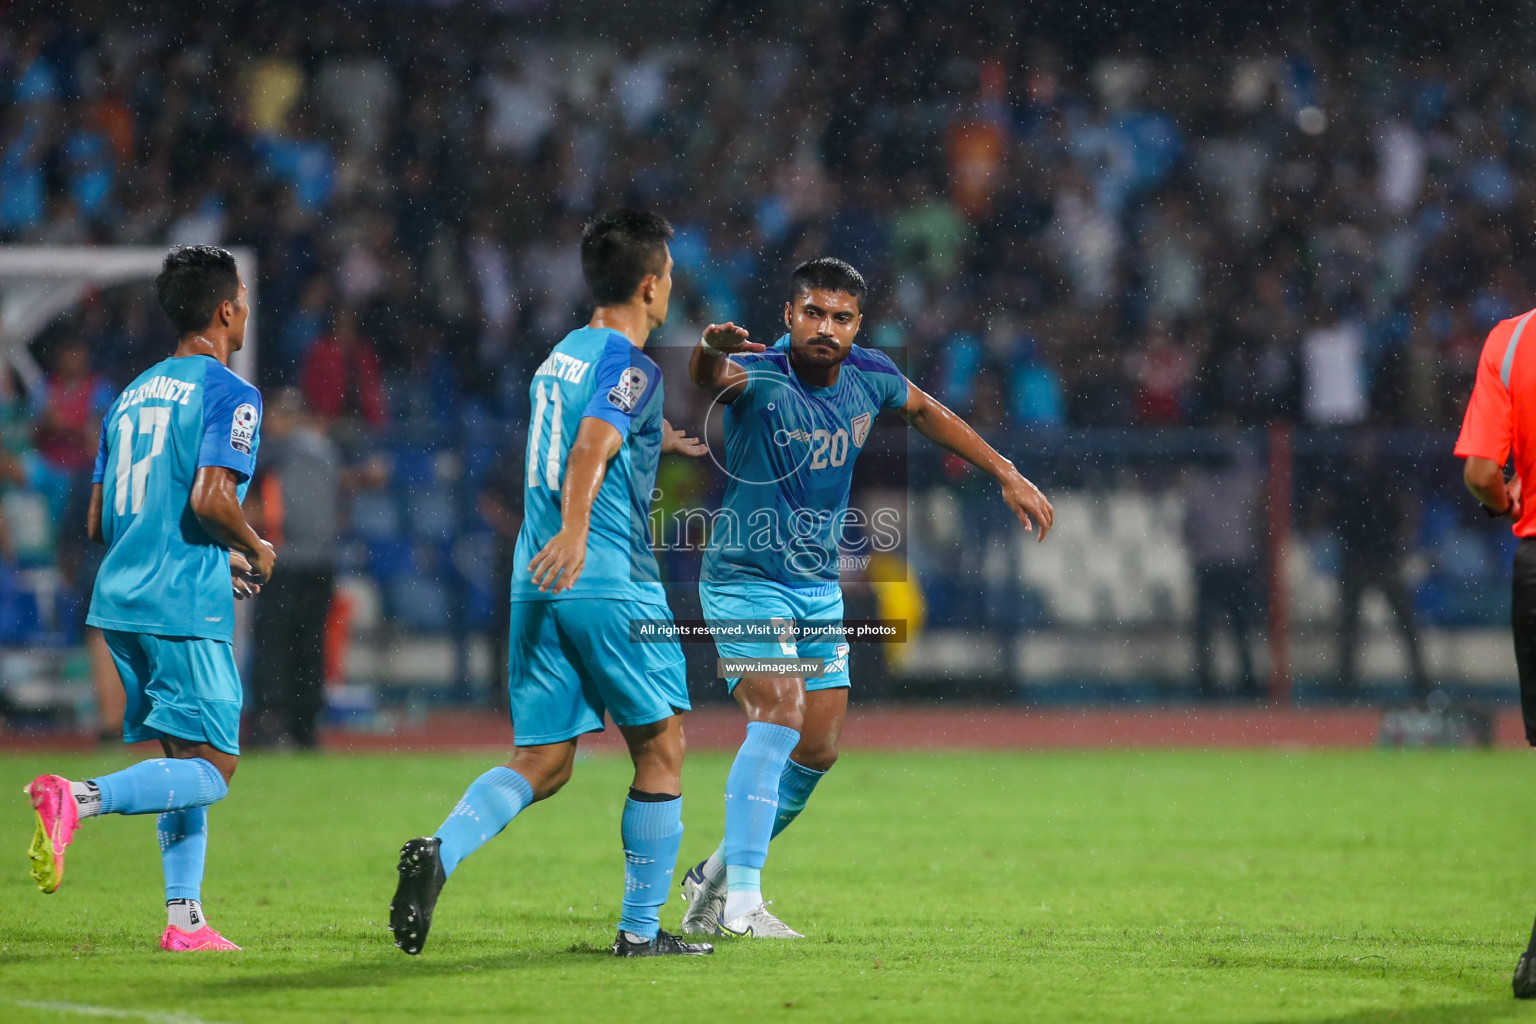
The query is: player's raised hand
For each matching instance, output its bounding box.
[529,528,587,593]
[230,550,262,599]
[662,419,708,457]
[702,323,765,354]
[1000,471,1054,542]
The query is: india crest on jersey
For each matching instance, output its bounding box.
[851,412,872,447]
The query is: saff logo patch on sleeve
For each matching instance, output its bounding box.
[230,403,258,454]
[607,367,649,414]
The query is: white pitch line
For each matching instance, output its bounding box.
[12,1000,235,1024]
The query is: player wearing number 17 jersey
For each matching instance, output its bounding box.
[23,245,276,952]
[680,258,1055,939]
[388,210,713,958]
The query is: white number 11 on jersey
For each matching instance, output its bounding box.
[114,406,171,515]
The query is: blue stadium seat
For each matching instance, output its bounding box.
[388,575,450,630]
[392,447,438,490]
[350,491,402,543]
[407,491,457,542]
[366,539,416,581]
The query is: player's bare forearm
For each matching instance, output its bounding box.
[528,417,621,593]
[1465,456,1521,519]
[902,383,1054,539]
[87,483,104,544]
[902,385,1013,478]
[689,323,762,401]
[688,342,728,390]
[190,466,270,568]
[559,419,622,534]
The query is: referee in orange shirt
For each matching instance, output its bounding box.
[1455,308,1534,997]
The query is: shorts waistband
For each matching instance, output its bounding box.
[705,579,841,598]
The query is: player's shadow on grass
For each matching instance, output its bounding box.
[1254,1000,1526,1024]
[212,944,642,993]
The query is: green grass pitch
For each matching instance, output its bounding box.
[4,748,1536,1023]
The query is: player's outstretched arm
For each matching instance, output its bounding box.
[688,322,765,403]
[528,417,623,594]
[191,466,277,581]
[900,383,1054,542]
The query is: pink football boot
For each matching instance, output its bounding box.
[25,774,80,894]
[160,925,242,951]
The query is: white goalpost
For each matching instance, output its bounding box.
[0,246,258,389]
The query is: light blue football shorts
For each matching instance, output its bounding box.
[698,580,851,692]
[508,598,690,746]
[102,630,244,755]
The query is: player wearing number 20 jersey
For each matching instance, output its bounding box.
[700,334,907,689]
[681,257,1053,941]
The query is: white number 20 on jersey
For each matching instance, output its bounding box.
[114,406,171,515]
[809,428,849,469]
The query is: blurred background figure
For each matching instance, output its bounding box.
[1182,439,1264,701]
[29,338,121,739]
[246,388,339,748]
[300,307,388,434]
[476,450,522,713]
[1331,436,1431,704]
[243,388,389,748]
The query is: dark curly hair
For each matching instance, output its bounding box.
[155,245,240,334]
[580,210,673,306]
[790,257,867,308]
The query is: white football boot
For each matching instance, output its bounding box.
[717,901,804,939]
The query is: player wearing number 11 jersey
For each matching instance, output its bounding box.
[388,210,712,959]
[24,245,276,952]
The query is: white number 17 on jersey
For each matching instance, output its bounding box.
[114,406,171,515]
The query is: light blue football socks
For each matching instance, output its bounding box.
[434,766,535,877]
[770,758,827,838]
[721,721,801,920]
[91,757,228,816]
[77,758,227,932]
[158,805,209,903]
[703,755,828,886]
[618,792,685,940]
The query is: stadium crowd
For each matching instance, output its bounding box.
[2,3,1527,428]
[0,1,1523,691]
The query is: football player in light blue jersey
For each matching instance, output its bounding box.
[389,210,714,959]
[680,258,1054,938]
[24,246,276,953]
